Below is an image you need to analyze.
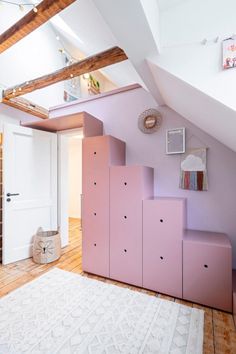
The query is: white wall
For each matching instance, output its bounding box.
[156,0,236,111]
[147,61,236,152]
[68,137,82,218]
[139,0,236,153]
[93,0,163,103]
[0,104,39,129]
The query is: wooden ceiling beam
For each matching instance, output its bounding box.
[0,0,76,54]
[2,97,49,119]
[3,46,128,99]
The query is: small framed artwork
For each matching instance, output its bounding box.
[166,127,185,155]
[222,37,236,69]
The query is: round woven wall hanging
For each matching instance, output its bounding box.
[138,108,162,134]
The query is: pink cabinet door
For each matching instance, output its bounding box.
[82,135,125,278]
[233,271,236,326]
[143,237,182,298]
[110,165,154,202]
[82,196,109,277]
[82,135,125,177]
[143,198,184,297]
[110,166,153,287]
[233,293,236,326]
[143,198,186,242]
[110,202,143,287]
[83,168,109,202]
[82,135,125,195]
[82,167,110,278]
[183,235,232,312]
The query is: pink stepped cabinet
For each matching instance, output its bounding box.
[110,165,154,287]
[82,135,126,277]
[233,271,236,326]
[82,133,233,312]
[183,230,232,312]
[22,111,103,136]
[143,198,186,298]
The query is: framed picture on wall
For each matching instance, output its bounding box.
[166,127,186,154]
[222,37,236,69]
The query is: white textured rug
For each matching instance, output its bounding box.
[0,268,204,354]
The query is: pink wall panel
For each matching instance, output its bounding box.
[22,112,104,136]
[83,112,103,137]
[142,166,156,199]
[183,230,232,312]
[109,136,126,167]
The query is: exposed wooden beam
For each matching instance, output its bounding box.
[2,97,48,119]
[3,46,128,99]
[0,0,76,54]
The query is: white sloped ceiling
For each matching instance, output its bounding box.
[92,0,236,151]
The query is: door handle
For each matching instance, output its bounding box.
[7,193,20,197]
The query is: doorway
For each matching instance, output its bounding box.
[68,134,82,230]
[58,129,83,248]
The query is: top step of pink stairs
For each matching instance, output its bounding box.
[82,134,232,313]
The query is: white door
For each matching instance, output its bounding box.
[3,124,57,265]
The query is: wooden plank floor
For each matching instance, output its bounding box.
[0,218,235,353]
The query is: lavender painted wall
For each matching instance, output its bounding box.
[51,86,236,268]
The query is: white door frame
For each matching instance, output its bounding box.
[57,128,83,247]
